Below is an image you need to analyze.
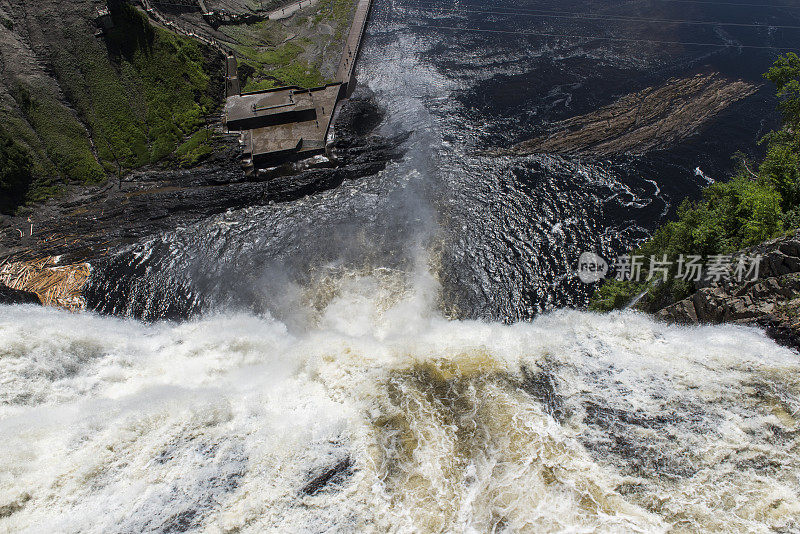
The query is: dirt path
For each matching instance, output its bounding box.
[267,0,321,20]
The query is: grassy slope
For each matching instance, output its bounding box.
[222,0,356,92]
[0,1,222,214]
[52,2,219,170]
[236,41,328,90]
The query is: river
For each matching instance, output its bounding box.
[1,0,799,531]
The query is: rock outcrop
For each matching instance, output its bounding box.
[0,283,41,305]
[657,232,800,349]
[0,92,404,267]
[492,73,758,158]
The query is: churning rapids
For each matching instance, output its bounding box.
[2,278,800,532]
[3,0,800,532]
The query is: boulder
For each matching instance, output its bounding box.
[0,284,41,305]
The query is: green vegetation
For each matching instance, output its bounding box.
[1,82,103,210]
[589,280,648,313]
[12,83,106,185]
[54,1,218,169]
[222,0,356,92]
[175,129,213,167]
[0,112,61,203]
[243,78,281,92]
[314,0,357,25]
[237,41,327,91]
[0,1,221,214]
[590,53,800,312]
[0,126,33,214]
[314,0,357,42]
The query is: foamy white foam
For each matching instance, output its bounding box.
[1,270,798,533]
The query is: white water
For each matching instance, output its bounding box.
[1,267,799,533]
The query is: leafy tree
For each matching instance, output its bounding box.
[758,133,800,210]
[765,52,800,129]
[736,178,784,245]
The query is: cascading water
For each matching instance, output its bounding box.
[2,271,799,532]
[2,0,800,532]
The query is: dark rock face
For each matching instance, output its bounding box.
[0,284,41,305]
[334,92,386,137]
[0,92,405,267]
[301,457,353,496]
[517,367,567,423]
[657,232,800,350]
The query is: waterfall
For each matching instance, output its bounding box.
[1,268,798,532]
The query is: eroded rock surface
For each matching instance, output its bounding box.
[497,73,758,158]
[0,93,405,266]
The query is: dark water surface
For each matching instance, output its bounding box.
[86,0,799,322]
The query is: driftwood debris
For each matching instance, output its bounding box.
[0,257,91,311]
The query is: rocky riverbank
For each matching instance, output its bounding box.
[488,73,758,158]
[653,231,800,350]
[0,92,406,299]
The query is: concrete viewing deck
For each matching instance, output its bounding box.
[225,84,341,166]
[223,0,373,168]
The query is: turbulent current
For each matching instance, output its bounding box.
[2,273,800,532]
[3,0,800,532]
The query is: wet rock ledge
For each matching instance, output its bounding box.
[0,91,404,267]
[489,72,758,158]
[656,231,800,350]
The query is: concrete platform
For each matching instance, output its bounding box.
[223,0,373,168]
[234,84,341,165]
[225,87,316,131]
